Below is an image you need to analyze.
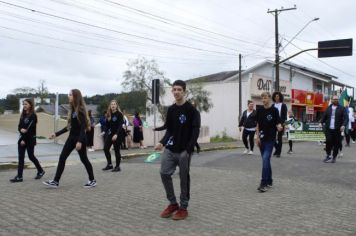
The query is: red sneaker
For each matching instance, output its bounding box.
[160,204,179,218]
[172,208,188,220]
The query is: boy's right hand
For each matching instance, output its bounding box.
[154,143,163,151]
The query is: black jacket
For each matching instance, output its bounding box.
[273,103,288,123]
[320,104,347,131]
[18,113,37,145]
[238,110,257,129]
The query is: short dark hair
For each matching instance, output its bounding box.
[272,91,284,103]
[247,100,253,105]
[172,80,186,91]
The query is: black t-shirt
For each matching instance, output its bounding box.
[106,111,124,136]
[256,105,281,141]
[56,110,87,143]
[160,102,201,153]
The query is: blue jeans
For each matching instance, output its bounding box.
[259,140,274,186]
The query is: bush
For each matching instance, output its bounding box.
[210,130,236,143]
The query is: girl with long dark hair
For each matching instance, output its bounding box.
[43,89,96,188]
[10,99,45,183]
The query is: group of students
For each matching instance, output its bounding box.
[238,91,292,158]
[10,81,355,221]
[9,90,128,188]
[9,80,201,221]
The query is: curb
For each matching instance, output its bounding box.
[0,144,242,171]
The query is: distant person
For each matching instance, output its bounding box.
[285,110,297,154]
[154,80,200,220]
[351,110,356,143]
[102,100,124,172]
[344,103,353,147]
[319,95,347,163]
[121,110,130,150]
[86,109,95,152]
[255,92,283,192]
[272,91,287,158]
[43,89,96,188]
[99,111,107,133]
[239,100,257,155]
[133,112,146,148]
[10,98,45,183]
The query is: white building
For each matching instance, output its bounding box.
[147,60,354,139]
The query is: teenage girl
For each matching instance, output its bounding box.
[10,98,45,183]
[102,100,124,172]
[43,89,96,188]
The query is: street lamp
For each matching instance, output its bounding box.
[281,17,320,51]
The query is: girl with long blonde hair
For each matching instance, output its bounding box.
[102,100,124,172]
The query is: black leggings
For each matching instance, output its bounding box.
[54,136,94,182]
[326,129,341,158]
[242,129,255,151]
[104,134,121,167]
[274,130,284,155]
[17,143,43,178]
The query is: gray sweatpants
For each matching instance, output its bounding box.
[160,149,191,209]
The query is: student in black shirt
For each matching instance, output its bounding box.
[102,100,124,172]
[154,80,200,220]
[10,98,45,183]
[272,91,288,157]
[239,100,257,155]
[43,89,96,188]
[256,92,283,192]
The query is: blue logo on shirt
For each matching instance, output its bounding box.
[72,112,77,119]
[112,116,117,122]
[166,136,174,146]
[267,114,273,121]
[179,114,187,124]
[24,118,29,124]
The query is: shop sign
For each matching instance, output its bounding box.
[250,74,291,98]
[306,106,314,114]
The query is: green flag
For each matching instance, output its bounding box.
[339,90,350,107]
[144,152,161,163]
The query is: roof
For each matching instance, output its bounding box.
[186,70,239,83]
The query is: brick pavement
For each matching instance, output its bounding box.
[1,142,356,235]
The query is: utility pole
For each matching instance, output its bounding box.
[268,6,297,92]
[238,54,242,121]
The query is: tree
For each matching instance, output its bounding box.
[12,87,37,95]
[186,82,213,112]
[37,80,49,104]
[121,57,171,120]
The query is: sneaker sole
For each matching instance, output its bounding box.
[42,182,58,188]
[83,184,96,189]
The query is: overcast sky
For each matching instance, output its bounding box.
[0,0,355,98]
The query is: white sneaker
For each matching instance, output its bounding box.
[339,152,344,158]
[243,149,248,154]
[248,150,253,155]
[352,140,356,144]
[88,148,95,152]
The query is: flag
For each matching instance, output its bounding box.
[144,152,161,163]
[339,90,351,107]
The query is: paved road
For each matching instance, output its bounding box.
[1,142,356,235]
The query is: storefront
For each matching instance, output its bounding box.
[291,89,327,122]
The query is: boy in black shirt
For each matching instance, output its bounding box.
[155,80,200,220]
[256,92,283,192]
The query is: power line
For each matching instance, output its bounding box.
[0,1,238,57]
[99,0,273,48]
